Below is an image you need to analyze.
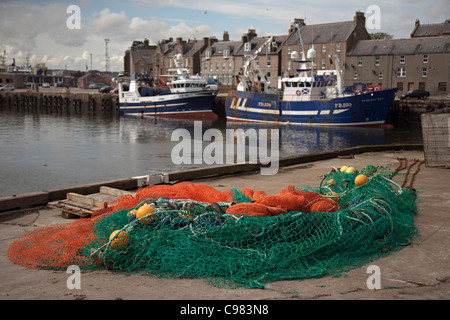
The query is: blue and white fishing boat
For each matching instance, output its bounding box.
[226,24,396,126]
[119,54,218,119]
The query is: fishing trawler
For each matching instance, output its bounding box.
[119,54,218,119]
[226,24,396,126]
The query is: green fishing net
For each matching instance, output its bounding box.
[79,165,418,289]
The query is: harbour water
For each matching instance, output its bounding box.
[0,108,423,197]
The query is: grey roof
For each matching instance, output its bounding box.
[209,40,242,57]
[347,36,450,56]
[284,21,355,45]
[183,41,205,57]
[234,34,288,56]
[412,19,450,37]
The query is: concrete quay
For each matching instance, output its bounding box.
[0,148,449,302]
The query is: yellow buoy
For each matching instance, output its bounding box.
[355,174,369,186]
[326,179,337,190]
[109,230,130,249]
[346,167,357,174]
[136,204,155,225]
[340,166,348,172]
[326,191,339,200]
[127,209,137,218]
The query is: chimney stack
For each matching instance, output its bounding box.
[223,31,230,41]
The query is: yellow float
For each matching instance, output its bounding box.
[109,230,130,249]
[135,205,156,225]
[355,174,369,186]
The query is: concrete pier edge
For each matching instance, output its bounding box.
[0,143,423,214]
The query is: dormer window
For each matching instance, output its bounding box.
[205,50,211,59]
[223,49,229,59]
[244,42,251,52]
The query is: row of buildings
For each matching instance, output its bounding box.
[124,12,450,96]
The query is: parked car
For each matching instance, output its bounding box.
[110,87,119,93]
[0,85,15,91]
[99,86,113,93]
[42,82,50,88]
[400,89,430,99]
[56,82,69,88]
[89,83,108,89]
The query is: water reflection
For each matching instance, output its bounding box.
[0,109,423,197]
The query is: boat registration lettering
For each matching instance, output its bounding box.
[334,102,352,109]
[258,102,272,108]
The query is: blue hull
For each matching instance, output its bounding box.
[226,89,396,126]
[120,92,217,119]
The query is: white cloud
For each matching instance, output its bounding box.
[0,0,447,71]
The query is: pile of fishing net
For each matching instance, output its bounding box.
[8,165,418,288]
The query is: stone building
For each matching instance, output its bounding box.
[122,13,449,96]
[345,20,450,96]
[199,11,370,89]
[124,39,156,77]
[155,37,214,80]
[77,72,112,89]
[411,19,450,38]
[200,30,286,88]
[201,32,242,86]
[281,12,370,79]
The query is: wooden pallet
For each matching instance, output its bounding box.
[49,186,135,219]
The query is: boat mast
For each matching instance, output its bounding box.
[331,54,343,96]
[237,36,276,93]
[292,23,313,78]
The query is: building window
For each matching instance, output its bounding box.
[396,67,407,77]
[210,63,213,71]
[438,82,447,92]
[205,50,211,59]
[204,63,208,71]
[422,67,427,77]
[419,82,426,90]
[216,63,219,71]
[228,62,232,70]
[222,62,226,71]
[375,56,380,66]
[267,55,271,67]
[321,58,326,69]
[357,56,362,66]
[379,72,383,80]
[400,55,405,64]
[353,72,358,80]
[223,49,229,59]
[185,58,188,67]
[397,82,404,91]
[322,44,326,53]
[336,43,341,52]
[244,42,251,52]
[423,54,428,63]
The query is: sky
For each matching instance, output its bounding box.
[0,0,448,72]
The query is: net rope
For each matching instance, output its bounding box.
[7,165,418,288]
